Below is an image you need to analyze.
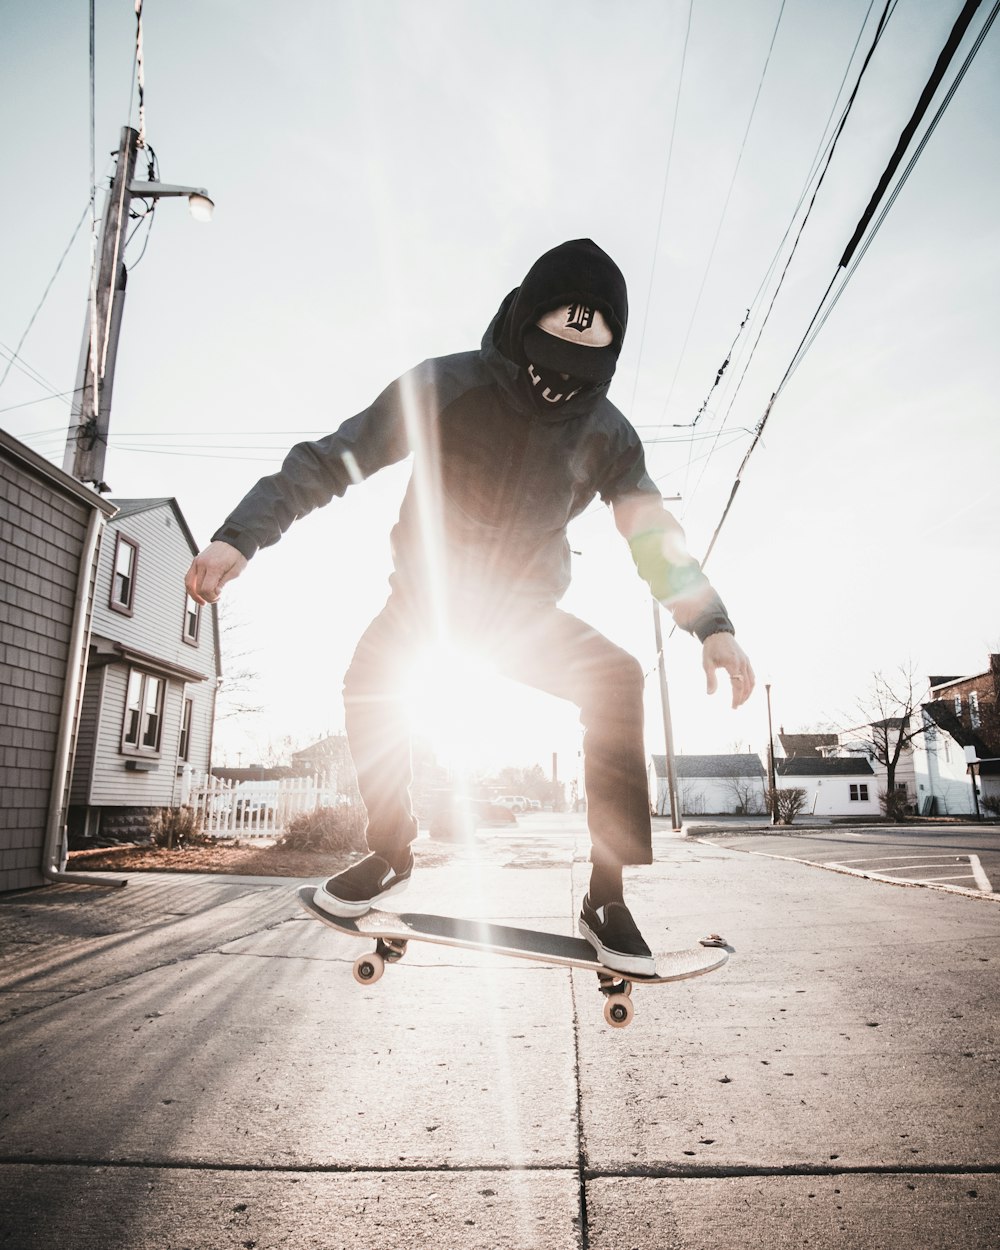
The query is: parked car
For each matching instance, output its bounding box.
[496,795,529,812]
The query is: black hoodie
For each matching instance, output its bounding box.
[212,240,734,641]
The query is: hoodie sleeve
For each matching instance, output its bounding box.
[598,419,736,643]
[211,363,436,560]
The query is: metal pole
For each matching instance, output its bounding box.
[765,682,778,824]
[652,602,681,831]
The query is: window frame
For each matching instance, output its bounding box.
[121,667,165,756]
[849,783,869,802]
[182,594,201,646]
[179,696,194,762]
[110,534,139,616]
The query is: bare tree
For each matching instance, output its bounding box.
[845,663,932,816]
[215,602,264,723]
[725,773,764,815]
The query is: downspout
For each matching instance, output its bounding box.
[43,504,127,887]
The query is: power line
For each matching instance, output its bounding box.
[0,201,91,395]
[678,0,896,522]
[699,0,994,572]
[659,0,788,430]
[626,0,694,424]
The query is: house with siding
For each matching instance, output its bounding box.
[775,756,879,817]
[1,429,116,891]
[649,753,766,816]
[915,658,1000,814]
[68,498,221,843]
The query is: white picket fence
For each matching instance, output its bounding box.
[180,769,345,838]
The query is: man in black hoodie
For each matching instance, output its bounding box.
[185,239,754,975]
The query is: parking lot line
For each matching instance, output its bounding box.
[969,854,994,893]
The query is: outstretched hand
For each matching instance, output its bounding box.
[702,632,755,709]
[185,540,248,606]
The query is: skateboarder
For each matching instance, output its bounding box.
[185,238,754,976]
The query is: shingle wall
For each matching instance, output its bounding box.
[0,457,89,890]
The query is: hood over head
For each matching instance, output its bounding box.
[493,239,628,385]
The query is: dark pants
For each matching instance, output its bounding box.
[342,594,653,866]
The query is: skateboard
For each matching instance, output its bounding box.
[297,885,728,1028]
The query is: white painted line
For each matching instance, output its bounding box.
[969,854,994,893]
[912,875,976,884]
[692,840,1000,902]
[830,853,960,865]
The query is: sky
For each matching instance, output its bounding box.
[2,0,999,777]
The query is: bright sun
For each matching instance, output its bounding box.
[401,639,580,776]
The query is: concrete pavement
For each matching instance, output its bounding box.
[0,814,998,1248]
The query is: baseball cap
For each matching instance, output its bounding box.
[522,303,617,382]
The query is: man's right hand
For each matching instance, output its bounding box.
[185,541,248,605]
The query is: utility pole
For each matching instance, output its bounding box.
[63,125,213,489]
[652,601,681,831]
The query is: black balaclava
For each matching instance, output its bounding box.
[494,239,629,409]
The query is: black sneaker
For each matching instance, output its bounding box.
[579,894,656,977]
[313,851,413,919]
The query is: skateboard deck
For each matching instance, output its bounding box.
[297,884,728,1027]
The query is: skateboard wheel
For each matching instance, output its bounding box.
[604,993,634,1028]
[353,952,385,985]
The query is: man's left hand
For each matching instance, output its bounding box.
[702,633,755,709]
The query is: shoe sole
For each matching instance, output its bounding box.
[578,917,656,977]
[312,876,410,920]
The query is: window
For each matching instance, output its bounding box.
[179,698,193,761]
[954,694,963,716]
[122,669,164,754]
[183,594,201,645]
[849,784,869,802]
[970,691,981,729]
[111,535,139,613]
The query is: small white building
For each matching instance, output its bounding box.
[775,757,879,817]
[649,753,766,817]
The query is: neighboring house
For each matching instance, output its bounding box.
[68,498,221,842]
[775,756,879,817]
[836,716,919,812]
[1,429,116,891]
[917,658,1000,813]
[776,731,839,760]
[649,753,766,817]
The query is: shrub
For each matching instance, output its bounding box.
[279,805,366,855]
[766,787,807,825]
[880,789,910,821]
[147,806,211,849]
[981,794,1000,817]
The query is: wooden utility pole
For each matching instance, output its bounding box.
[63,126,139,489]
[62,126,213,490]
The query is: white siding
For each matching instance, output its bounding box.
[777,775,879,817]
[75,501,218,808]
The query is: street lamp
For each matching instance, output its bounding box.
[62,126,213,488]
[129,180,215,222]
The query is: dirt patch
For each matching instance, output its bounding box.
[67,841,350,879]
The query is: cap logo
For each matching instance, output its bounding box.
[566,304,596,334]
[535,304,613,348]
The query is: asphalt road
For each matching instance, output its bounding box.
[1,813,998,1248]
[706,823,1000,899]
